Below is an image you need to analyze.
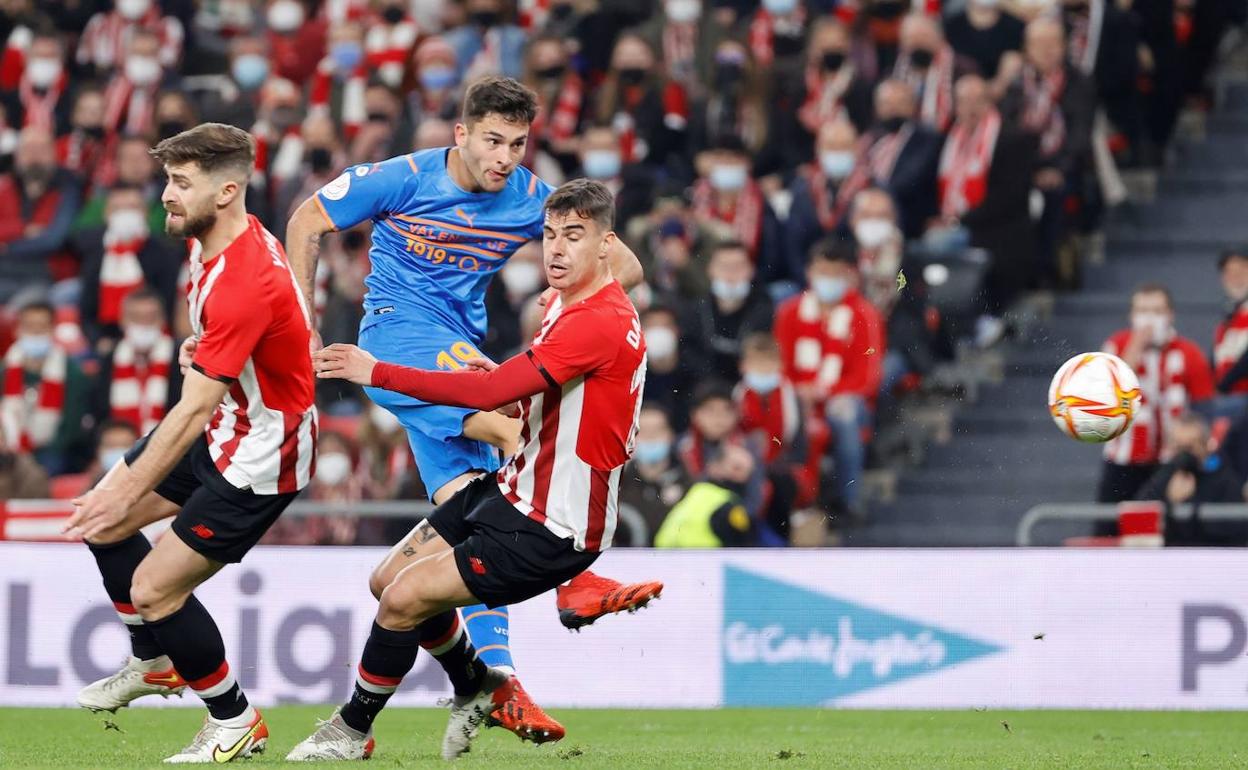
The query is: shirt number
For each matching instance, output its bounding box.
[435,341,483,371]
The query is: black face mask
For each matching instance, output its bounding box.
[471,10,501,28]
[617,67,647,86]
[343,230,367,251]
[821,51,846,72]
[381,5,404,23]
[715,61,743,88]
[772,32,804,58]
[535,64,566,81]
[158,120,187,140]
[81,125,106,140]
[908,48,935,69]
[1174,451,1202,475]
[549,3,573,20]
[870,0,906,19]
[307,147,333,174]
[877,116,906,133]
[366,112,391,124]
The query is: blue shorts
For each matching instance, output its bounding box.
[358,311,500,497]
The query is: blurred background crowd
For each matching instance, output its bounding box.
[0,0,1241,548]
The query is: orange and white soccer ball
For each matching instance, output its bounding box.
[1048,352,1142,443]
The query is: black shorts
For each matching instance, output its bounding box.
[426,476,598,609]
[125,433,297,564]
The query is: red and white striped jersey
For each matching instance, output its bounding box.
[187,215,317,495]
[1215,303,1248,394]
[1102,330,1214,466]
[497,281,647,552]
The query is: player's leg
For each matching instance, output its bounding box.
[77,437,197,712]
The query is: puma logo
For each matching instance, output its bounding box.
[455,208,476,227]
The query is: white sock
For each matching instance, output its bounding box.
[215,705,257,728]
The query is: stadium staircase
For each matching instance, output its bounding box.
[846,61,1248,547]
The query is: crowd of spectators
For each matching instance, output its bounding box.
[0,0,1237,547]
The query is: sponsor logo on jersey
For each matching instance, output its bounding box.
[320,172,351,201]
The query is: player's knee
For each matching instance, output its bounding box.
[368,565,392,601]
[129,574,172,620]
[377,581,428,630]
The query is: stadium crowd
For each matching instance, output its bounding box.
[0,0,1237,547]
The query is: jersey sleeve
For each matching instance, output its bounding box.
[523,175,557,240]
[192,286,272,382]
[527,306,620,386]
[314,155,414,231]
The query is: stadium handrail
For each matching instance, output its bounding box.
[1016,503,1248,546]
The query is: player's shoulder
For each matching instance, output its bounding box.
[503,163,555,203]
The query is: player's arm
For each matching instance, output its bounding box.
[607,237,644,291]
[313,343,549,411]
[64,370,227,540]
[286,196,339,319]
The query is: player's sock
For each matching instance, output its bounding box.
[145,595,249,721]
[420,610,488,697]
[462,604,514,673]
[87,534,163,661]
[340,621,422,734]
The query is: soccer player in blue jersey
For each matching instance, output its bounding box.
[282,77,661,760]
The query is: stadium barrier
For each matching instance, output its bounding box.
[4,544,1248,710]
[1016,502,1248,546]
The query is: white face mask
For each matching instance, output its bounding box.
[971,0,1000,8]
[1131,312,1172,346]
[98,447,128,471]
[26,58,62,89]
[107,208,149,240]
[501,260,543,297]
[709,163,748,192]
[666,0,701,23]
[125,323,162,351]
[116,0,152,20]
[854,218,895,250]
[819,150,855,179]
[267,0,306,32]
[644,326,678,359]
[316,452,352,486]
[762,0,798,15]
[124,55,162,87]
[370,403,403,433]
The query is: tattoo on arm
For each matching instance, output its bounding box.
[302,231,322,311]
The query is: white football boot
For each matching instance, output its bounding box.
[163,708,268,764]
[76,655,187,712]
[441,667,510,760]
[285,708,376,761]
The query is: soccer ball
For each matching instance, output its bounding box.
[1047,352,1142,443]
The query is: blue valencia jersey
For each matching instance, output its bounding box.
[314,147,555,342]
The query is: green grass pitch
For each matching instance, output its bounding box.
[0,707,1244,769]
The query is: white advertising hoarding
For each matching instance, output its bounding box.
[2,543,1247,709]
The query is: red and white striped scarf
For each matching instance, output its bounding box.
[529,71,584,152]
[77,8,185,71]
[836,125,914,209]
[662,22,697,85]
[253,121,305,192]
[309,59,366,141]
[691,177,765,256]
[0,25,31,91]
[17,72,66,131]
[805,163,851,232]
[364,17,419,88]
[1,341,65,451]
[798,63,854,135]
[98,214,149,326]
[102,75,157,135]
[748,7,806,68]
[938,107,1000,219]
[1065,0,1104,76]
[110,332,172,434]
[894,45,954,132]
[1020,66,1067,159]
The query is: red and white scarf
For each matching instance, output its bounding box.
[894,45,954,131]
[1,341,65,451]
[364,17,419,88]
[938,107,1000,219]
[529,71,584,156]
[691,177,765,256]
[309,59,366,141]
[1066,0,1104,76]
[662,21,697,85]
[748,7,806,68]
[798,63,854,134]
[17,71,66,131]
[98,214,148,326]
[110,333,172,434]
[805,163,851,232]
[102,75,156,135]
[1020,66,1067,159]
[836,125,914,209]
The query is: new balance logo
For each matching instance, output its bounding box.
[190,524,215,539]
[469,557,487,575]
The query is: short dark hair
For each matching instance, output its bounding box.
[149,122,255,180]
[544,178,615,231]
[1132,283,1173,309]
[741,332,779,358]
[98,418,140,441]
[123,286,166,313]
[809,235,856,266]
[17,299,54,320]
[710,239,750,260]
[692,381,735,409]
[462,76,539,127]
[1219,248,1248,271]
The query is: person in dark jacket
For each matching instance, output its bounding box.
[681,239,773,382]
[0,127,82,301]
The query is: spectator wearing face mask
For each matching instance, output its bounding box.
[632,0,728,96]
[266,0,328,84]
[1135,411,1248,546]
[677,382,764,515]
[522,35,583,175]
[798,18,876,139]
[681,239,773,383]
[1211,248,1248,417]
[577,123,655,232]
[934,74,1037,323]
[349,82,408,164]
[272,114,345,241]
[483,241,545,360]
[850,0,911,83]
[89,418,139,487]
[2,31,71,135]
[56,88,107,192]
[618,403,691,545]
[593,33,689,177]
[690,40,778,170]
[945,0,1026,80]
[357,400,416,501]
[690,134,785,283]
[642,304,701,431]
[1057,0,1142,164]
[445,0,526,82]
[76,185,182,348]
[0,421,49,500]
[786,119,859,267]
[836,78,942,240]
[76,0,184,78]
[1098,285,1214,503]
[775,237,884,520]
[264,431,365,546]
[250,77,308,202]
[92,287,181,435]
[0,126,81,300]
[655,442,759,547]
[740,0,811,72]
[894,13,968,133]
[72,134,167,235]
[0,299,90,474]
[187,34,270,130]
[364,0,420,91]
[100,29,168,136]
[408,37,461,126]
[627,186,718,301]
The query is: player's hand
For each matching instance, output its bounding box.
[313,343,378,385]
[65,481,136,541]
[178,336,198,374]
[461,355,498,372]
[537,287,557,307]
[1166,470,1197,504]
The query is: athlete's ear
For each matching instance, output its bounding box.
[453,121,467,148]
[599,230,617,260]
[216,178,241,209]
